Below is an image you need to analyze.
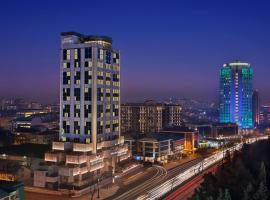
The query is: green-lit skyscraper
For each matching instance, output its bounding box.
[219,61,253,129]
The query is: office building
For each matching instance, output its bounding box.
[219,61,253,129]
[34,32,130,194]
[121,100,181,134]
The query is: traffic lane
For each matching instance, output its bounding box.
[111,166,167,200]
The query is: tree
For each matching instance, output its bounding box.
[193,194,200,200]
[243,182,253,200]
[259,162,267,184]
[224,189,231,200]
[216,188,223,200]
[253,182,269,200]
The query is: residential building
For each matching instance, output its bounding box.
[121,100,181,134]
[219,61,253,129]
[34,32,130,194]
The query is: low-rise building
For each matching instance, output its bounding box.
[124,133,184,163]
[188,123,238,139]
[161,126,199,153]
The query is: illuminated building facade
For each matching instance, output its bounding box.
[219,61,253,129]
[34,32,130,193]
[121,100,181,134]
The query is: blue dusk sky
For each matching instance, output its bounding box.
[0,0,270,104]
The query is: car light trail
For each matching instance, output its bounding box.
[137,136,268,200]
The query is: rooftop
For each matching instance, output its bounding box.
[61,32,112,44]
[139,132,184,142]
[162,125,197,133]
[122,100,180,107]
[223,60,250,68]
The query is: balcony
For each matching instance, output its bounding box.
[66,154,87,164]
[59,166,80,177]
[97,138,122,149]
[73,143,93,152]
[89,155,104,172]
[89,161,104,172]
[45,152,58,162]
[52,141,72,151]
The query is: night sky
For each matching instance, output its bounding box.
[0,0,270,104]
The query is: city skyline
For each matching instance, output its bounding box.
[1,1,270,104]
[0,1,270,199]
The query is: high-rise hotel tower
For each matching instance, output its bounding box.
[219,61,253,129]
[34,32,130,193]
[60,32,121,148]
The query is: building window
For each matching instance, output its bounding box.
[63,88,70,101]
[85,122,91,135]
[63,105,70,117]
[113,122,119,132]
[85,71,92,84]
[63,49,71,60]
[113,53,119,64]
[63,62,70,68]
[74,71,80,85]
[97,105,103,118]
[74,61,80,68]
[97,121,103,134]
[85,61,92,68]
[85,47,92,59]
[85,88,91,101]
[74,121,80,134]
[98,49,104,60]
[74,104,80,118]
[84,104,91,118]
[97,88,103,101]
[63,121,70,133]
[113,74,119,82]
[74,48,81,60]
[63,72,70,85]
[105,51,111,64]
[113,104,119,117]
[74,88,80,101]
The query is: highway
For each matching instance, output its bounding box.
[113,158,203,200]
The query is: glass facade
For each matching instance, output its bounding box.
[219,61,253,129]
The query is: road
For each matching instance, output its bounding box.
[164,162,220,200]
[112,158,203,200]
[137,136,269,200]
[112,165,167,200]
